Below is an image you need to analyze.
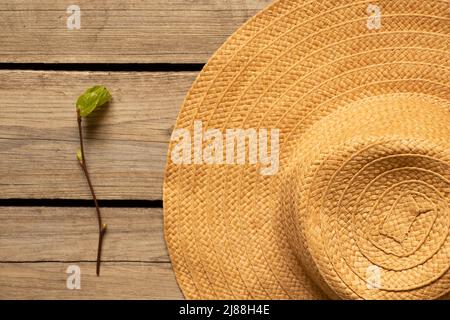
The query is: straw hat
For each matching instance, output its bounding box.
[163,0,449,300]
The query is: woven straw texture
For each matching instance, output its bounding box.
[163,0,450,299]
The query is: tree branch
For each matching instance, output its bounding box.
[77,109,106,276]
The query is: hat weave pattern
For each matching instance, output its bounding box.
[164,0,449,299]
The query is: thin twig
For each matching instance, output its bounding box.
[77,109,106,276]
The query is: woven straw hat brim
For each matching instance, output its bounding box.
[164,0,450,299]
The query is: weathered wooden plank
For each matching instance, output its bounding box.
[0,0,272,63]
[0,70,195,200]
[0,262,183,299]
[0,207,168,262]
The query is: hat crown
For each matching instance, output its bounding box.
[284,94,450,299]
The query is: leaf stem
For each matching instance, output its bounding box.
[77,109,106,276]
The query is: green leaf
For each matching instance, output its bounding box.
[76,85,112,117]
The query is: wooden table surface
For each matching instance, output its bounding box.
[0,0,272,299]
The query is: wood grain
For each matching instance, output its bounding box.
[0,262,183,299]
[0,206,182,299]
[0,0,273,300]
[0,207,168,262]
[0,70,195,200]
[0,0,272,63]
